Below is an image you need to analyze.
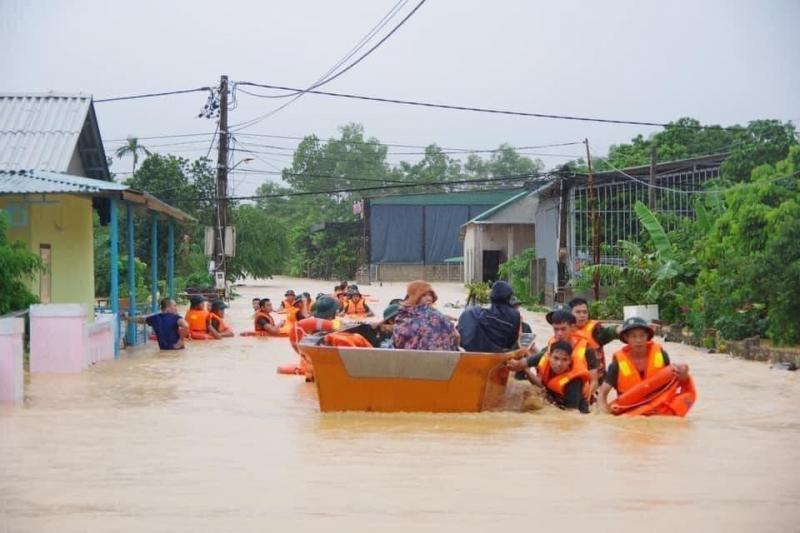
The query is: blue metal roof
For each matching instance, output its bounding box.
[0,169,127,195]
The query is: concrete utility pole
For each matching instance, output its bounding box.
[584,139,600,301]
[649,144,657,209]
[214,75,229,289]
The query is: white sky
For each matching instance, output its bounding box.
[1,0,798,196]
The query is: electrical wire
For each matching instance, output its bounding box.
[587,147,800,195]
[231,0,427,131]
[235,82,758,130]
[94,87,212,103]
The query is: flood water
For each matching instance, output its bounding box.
[1,277,799,532]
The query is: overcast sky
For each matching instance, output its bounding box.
[1,0,798,196]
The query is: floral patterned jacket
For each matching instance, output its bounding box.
[391,304,459,351]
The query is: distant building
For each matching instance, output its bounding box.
[366,189,522,282]
[460,190,537,283]
[530,153,727,304]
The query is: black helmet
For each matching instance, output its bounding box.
[619,316,654,342]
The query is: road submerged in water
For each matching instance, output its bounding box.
[1,276,799,532]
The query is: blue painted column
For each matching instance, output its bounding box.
[126,203,137,346]
[109,198,120,358]
[167,221,175,299]
[150,213,158,313]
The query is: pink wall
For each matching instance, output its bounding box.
[0,317,24,402]
[29,304,115,373]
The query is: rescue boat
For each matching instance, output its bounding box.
[298,335,511,413]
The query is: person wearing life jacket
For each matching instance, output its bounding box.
[507,305,600,398]
[522,340,591,413]
[254,298,282,335]
[298,292,313,318]
[288,296,341,382]
[278,290,301,316]
[185,295,211,338]
[568,297,619,378]
[597,317,695,416]
[339,287,374,317]
[251,297,261,314]
[208,300,234,338]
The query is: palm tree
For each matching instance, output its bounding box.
[114,136,151,174]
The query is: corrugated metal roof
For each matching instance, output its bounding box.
[369,188,522,206]
[0,169,127,195]
[0,93,95,174]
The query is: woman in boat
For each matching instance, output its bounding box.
[596,317,695,416]
[392,281,459,351]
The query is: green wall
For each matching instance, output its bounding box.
[0,194,95,314]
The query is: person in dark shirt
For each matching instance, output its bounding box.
[523,340,590,413]
[145,298,189,350]
[458,281,521,353]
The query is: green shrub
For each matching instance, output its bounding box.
[498,247,536,302]
[465,281,490,305]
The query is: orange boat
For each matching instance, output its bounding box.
[299,336,511,413]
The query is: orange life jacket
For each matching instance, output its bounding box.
[545,335,588,367]
[343,298,366,315]
[574,319,602,350]
[613,342,666,394]
[324,331,372,348]
[209,312,230,332]
[254,310,274,331]
[537,350,590,399]
[185,309,209,332]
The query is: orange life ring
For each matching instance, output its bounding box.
[611,365,697,417]
[239,330,287,338]
[277,363,305,376]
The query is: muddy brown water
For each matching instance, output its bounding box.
[1,277,799,532]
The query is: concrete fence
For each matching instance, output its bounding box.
[0,317,24,402]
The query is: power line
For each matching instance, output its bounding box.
[587,148,800,195]
[94,87,212,103]
[221,172,552,201]
[235,82,757,130]
[231,0,427,131]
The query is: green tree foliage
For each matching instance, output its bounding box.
[692,146,800,344]
[498,247,537,302]
[226,205,288,280]
[0,212,43,314]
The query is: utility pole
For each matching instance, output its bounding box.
[584,139,600,301]
[649,144,657,209]
[214,75,229,292]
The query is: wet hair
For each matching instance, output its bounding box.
[568,297,589,308]
[211,301,225,311]
[549,310,577,325]
[160,298,173,311]
[550,340,573,357]
[259,298,271,308]
[252,297,260,302]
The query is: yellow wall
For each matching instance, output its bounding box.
[0,194,95,314]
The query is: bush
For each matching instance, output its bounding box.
[465,281,490,305]
[498,247,536,302]
[0,212,43,314]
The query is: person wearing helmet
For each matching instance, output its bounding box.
[339,287,374,317]
[597,317,690,414]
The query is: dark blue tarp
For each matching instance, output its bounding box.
[424,205,469,263]
[370,203,496,264]
[369,205,424,263]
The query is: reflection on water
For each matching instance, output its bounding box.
[1,279,799,532]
